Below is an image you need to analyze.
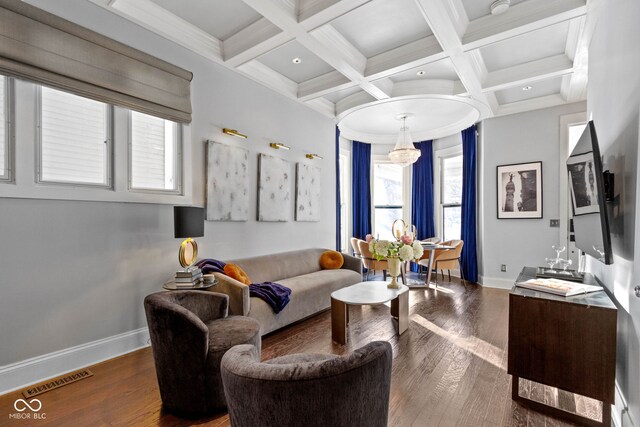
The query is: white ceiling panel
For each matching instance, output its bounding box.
[323,86,364,103]
[331,0,433,58]
[150,0,261,40]
[480,21,570,72]
[461,0,528,21]
[388,58,459,82]
[495,76,563,104]
[257,40,336,83]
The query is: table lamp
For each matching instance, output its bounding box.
[174,206,205,270]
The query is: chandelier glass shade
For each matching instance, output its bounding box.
[388,116,421,167]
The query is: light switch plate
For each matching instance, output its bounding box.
[550,219,560,227]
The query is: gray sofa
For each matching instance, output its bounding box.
[210,248,362,335]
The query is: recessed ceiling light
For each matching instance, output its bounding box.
[416,70,426,76]
[292,57,302,64]
[522,85,533,91]
[490,0,510,15]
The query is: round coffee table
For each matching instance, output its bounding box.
[330,281,409,345]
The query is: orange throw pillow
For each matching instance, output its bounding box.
[223,264,251,285]
[320,250,344,270]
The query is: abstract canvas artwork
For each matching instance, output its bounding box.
[295,163,321,222]
[206,141,249,221]
[258,154,291,222]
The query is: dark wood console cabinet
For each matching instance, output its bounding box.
[508,267,617,426]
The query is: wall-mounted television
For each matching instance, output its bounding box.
[566,120,613,264]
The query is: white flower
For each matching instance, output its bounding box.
[412,241,424,259]
[398,245,414,262]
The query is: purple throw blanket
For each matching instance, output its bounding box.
[249,282,291,314]
[196,258,226,274]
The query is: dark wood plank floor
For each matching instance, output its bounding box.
[0,274,601,426]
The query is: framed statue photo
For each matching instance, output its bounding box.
[497,161,543,219]
[567,151,600,216]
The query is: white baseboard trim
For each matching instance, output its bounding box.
[612,380,636,427]
[478,275,514,289]
[0,327,150,396]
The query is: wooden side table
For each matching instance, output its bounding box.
[508,267,617,426]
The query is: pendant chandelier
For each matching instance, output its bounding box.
[388,114,421,167]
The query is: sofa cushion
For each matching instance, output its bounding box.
[319,250,344,270]
[228,248,328,283]
[247,268,362,335]
[223,264,251,285]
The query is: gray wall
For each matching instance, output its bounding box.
[586,0,640,421]
[0,0,335,366]
[478,102,586,285]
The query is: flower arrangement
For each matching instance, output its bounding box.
[366,234,424,262]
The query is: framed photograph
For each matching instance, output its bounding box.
[497,161,542,219]
[567,151,600,216]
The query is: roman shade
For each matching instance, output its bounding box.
[0,0,192,123]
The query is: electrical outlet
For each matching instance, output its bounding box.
[501,264,507,272]
[550,219,560,227]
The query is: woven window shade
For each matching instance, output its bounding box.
[0,0,192,123]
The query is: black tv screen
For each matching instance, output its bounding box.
[566,121,613,264]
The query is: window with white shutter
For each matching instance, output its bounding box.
[38,86,111,186]
[130,111,180,192]
[0,75,9,181]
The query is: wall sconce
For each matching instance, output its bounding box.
[269,142,290,150]
[223,128,247,139]
[305,153,323,160]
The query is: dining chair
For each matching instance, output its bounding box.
[357,240,389,281]
[350,237,361,258]
[432,239,465,286]
[415,237,442,277]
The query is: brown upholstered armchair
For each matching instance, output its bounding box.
[221,341,392,427]
[144,291,261,417]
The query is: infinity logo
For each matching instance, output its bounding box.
[13,398,42,412]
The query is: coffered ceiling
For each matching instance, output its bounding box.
[83,0,597,140]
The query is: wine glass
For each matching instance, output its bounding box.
[552,245,566,260]
[545,257,558,273]
[558,259,573,274]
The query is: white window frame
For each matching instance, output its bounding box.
[434,145,463,240]
[35,85,114,188]
[371,154,412,238]
[127,111,183,195]
[0,75,14,183]
[0,77,191,204]
[339,146,352,253]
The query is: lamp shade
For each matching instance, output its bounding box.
[174,206,204,238]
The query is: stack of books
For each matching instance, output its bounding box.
[516,278,602,297]
[174,267,203,288]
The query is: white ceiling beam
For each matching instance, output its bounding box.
[310,25,367,74]
[364,36,445,79]
[304,97,336,118]
[414,0,496,115]
[236,60,298,99]
[484,54,574,93]
[496,93,567,117]
[561,0,603,103]
[298,0,373,30]
[107,0,223,60]
[223,18,291,67]
[298,71,353,101]
[462,0,587,51]
[240,0,389,101]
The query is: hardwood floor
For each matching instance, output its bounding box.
[0,274,601,426]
